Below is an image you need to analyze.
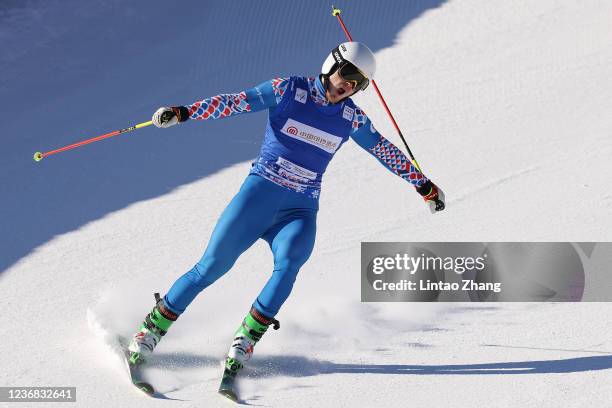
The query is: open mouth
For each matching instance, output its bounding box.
[337,88,346,96]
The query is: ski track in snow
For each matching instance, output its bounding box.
[452,166,540,204]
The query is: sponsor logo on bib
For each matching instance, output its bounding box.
[295,88,307,104]
[280,119,343,153]
[343,106,354,121]
[276,157,318,180]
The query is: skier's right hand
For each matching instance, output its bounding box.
[152,106,189,128]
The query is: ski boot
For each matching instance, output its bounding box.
[218,307,280,402]
[127,293,178,365]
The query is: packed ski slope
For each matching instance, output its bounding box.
[2,1,612,407]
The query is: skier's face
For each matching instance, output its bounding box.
[325,70,358,104]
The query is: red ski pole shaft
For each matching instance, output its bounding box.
[331,6,423,173]
[33,120,153,162]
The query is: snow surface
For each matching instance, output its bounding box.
[1,0,612,407]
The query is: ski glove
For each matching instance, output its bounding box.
[416,180,446,213]
[152,106,190,128]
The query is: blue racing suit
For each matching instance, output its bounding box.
[163,76,428,318]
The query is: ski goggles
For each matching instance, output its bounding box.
[336,62,370,91]
[330,45,370,91]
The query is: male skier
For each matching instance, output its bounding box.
[127,42,445,400]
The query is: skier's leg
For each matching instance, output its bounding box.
[254,213,317,317]
[164,175,281,314]
[221,211,317,389]
[129,175,280,360]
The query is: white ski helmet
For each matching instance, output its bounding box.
[320,42,376,92]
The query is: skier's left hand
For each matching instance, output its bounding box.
[416,180,445,213]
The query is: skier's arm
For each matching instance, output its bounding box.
[349,109,428,187]
[350,109,446,212]
[151,77,290,128]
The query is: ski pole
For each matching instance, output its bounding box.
[33,120,153,162]
[331,5,424,173]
